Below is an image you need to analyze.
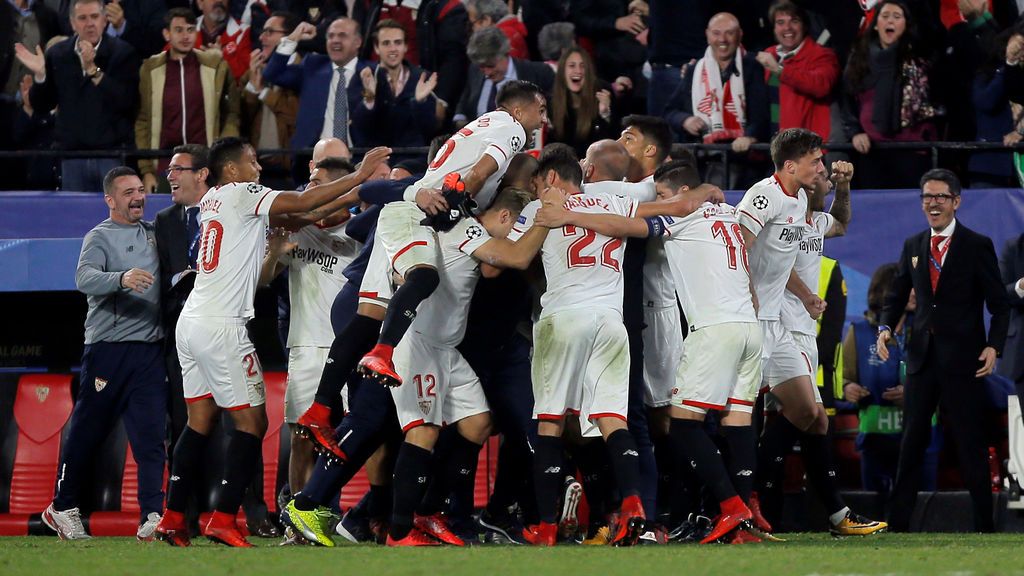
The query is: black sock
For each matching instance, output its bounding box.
[389,443,433,540]
[378,267,439,347]
[314,314,381,406]
[215,430,262,514]
[670,418,736,503]
[756,415,801,494]
[721,425,756,503]
[367,484,392,521]
[571,439,611,530]
[800,432,846,516]
[604,429,642,499]
[532,435,565,524]
[167,426,209,513]
[653,434,675,520]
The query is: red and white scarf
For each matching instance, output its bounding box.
[691,45,746,143]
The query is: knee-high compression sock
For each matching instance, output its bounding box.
[313,314,381,406]
[653,434,675,520]
[670,419,736,504]
[389,443,434,541]
[166,426,209,513]
[367,484,392,522]
[604,429,642,499]
[532,435,565,524]
[800,432,848,520]
[572,439,612,529]
[378,267,439,348]
[721,425,757,503]
[418,433,482,517]
[756,415,801,493]
[214,430,262,515]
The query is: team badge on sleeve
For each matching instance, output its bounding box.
[753,195,769,210]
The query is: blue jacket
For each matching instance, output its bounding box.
[262,51,374,149]
[351,62,437,149]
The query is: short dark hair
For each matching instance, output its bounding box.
[374,18,406,43]
[920,168,962,196]
[537,147,583,186]
[768,0,809,26]
[314,157,355,179]
[622,115,672,164]
[653,159,701,191]
[269,11,301,35]
[208,137,249,184]
[769,128,822,170]
[103,166,139,195]
[496,80,543,109]
[164,7,197,28]
[172,143,209,171]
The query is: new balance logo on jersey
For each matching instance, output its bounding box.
[778,227,805,243]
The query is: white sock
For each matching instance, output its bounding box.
[829,506,851,526]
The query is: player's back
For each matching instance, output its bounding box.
[736,175,807,321]
[415,110,526,208]
[516,191,636,318]
[182,182,280,320]
[661,203,756,331]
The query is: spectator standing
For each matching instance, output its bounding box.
[662,12,769,188]
[841,1,943,189]
[998,232,1024,416]
[877,169,1008,532]
[42,166,166,541]
[411,0,468,127]
[136,8,241,192]
[547,47,616,159]
[454,26,553,127]
[195,0,259,81]
[569,0,646,95]
[757,1,840,140]
[352,19,438,153]
[101,0,165,59]
[466,0,529,59]
[537,21,574,69]
[0,0,59,151]
[15,0,139,191]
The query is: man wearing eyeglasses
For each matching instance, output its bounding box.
[876,168,1009,532]
[136,7,240,192]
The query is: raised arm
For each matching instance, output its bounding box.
[268,147,391,216]
[826,161,853,238]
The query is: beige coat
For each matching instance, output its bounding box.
[136,49,240,176]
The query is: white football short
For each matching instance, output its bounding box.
[375,201,441,277]
[760,320,815,389]
[763,330,821,411]
[391,335,489,431]
[176,315,266,410]
[672,322,762,414]
[532,308,630,438]
[285,346,349,423]
[358,240,395,308]
[642,305,683,408]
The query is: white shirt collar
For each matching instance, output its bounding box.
[931,218,956,238]
[335,58,357,76]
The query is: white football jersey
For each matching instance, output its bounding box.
[409,217,492,346]
[512,192,637,318]
[414,110,526,209]
[659,203,756,330]
[182,182,281,320]
[736,175,807,321]
[280,222,362,347]
[780,211,835,335]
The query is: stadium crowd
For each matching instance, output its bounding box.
[11,0,1024,550]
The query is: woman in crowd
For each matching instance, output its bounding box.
[547,47,616,158]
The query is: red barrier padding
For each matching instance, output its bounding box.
[9,374,73,514]
[88,511,139,537]
[0,514,31,535]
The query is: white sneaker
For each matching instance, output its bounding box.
[42,503,91,540]
[137,512,161,541]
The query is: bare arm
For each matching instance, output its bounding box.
[471,225,551,270]
[258,229,294,286]
[461,154,499,198]
[634,183,724,219]
[787,267,826,319]
[740,225,759,314]
[268,147,391,215]
[536,208,649,239]
[826,160,853,238]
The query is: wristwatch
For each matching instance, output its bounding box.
[85,66,102,79]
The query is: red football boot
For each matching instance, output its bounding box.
[700,496,752,544]
[414,514,465,546]
[386,527,442,546]
[155,509,190,547]
[522,522,557,546]
[610,495,646,547]
[357,344,402,387]
[729,527,763,545]
[204,511,254,548]
[748,492,773,533]
[296,402,347,462]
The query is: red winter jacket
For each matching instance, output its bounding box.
[765,38,839,140]
[497,16,529,60]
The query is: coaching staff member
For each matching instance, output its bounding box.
[43,167,166,540]
[877,168,1008,533]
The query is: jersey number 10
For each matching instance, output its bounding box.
[199,221,224,273]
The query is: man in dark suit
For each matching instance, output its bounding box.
[998,233,1024,414]
[877,168,1009,533]
[453,26,553,128]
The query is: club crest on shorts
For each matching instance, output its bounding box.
[912,256,919,268]
[95,377,107,392]
[418,398,432,415]
[35,385,49,403]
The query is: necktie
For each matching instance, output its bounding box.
[333,66,349,142]
[929,235,946,292]
[186,206,201,269]
[486,80,498,113]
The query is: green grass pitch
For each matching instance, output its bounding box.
[1,533,1021,576]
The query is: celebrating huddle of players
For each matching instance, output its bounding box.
[153,80,885,548]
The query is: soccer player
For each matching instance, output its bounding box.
[258,158,362,494]
[736,128,884,537]
[154,138,391,547]
[295,80,548,461]
[533,160,762,544]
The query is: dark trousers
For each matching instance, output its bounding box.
[54,341,167,519]
[625,320,657,520]
[887,351,993,532]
